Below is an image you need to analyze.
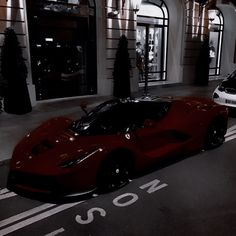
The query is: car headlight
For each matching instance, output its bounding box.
[59,148,103,168]
[213,92,219,99]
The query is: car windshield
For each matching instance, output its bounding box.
[228,70,236,81]
[69,99,171,135]
[70,100,119,134]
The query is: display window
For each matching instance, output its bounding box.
[136,1,168,83]
[26,0,96,100]
[208,9,224,76]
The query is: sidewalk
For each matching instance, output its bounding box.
[0,80,222,164]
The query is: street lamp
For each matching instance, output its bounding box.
[130,0,142,13]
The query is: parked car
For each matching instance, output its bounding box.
[7,97,228,198]
[213,69,236,108]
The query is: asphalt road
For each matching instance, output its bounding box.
[0,117,236,236]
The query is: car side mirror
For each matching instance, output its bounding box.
[143,119,154,128]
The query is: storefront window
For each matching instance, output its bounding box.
[136,1,168,83]
[208,9,224,76]
[26,0,96,100]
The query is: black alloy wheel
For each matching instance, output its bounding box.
[97,156,131,192]
[205,120,226,150]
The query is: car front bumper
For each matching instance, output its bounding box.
[213,87,236,108]
[7,170,97,200]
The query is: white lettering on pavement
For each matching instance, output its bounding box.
[75,208,106,225]
[113,193,139,207]
[139,179,168,193]
[75,179,167,225]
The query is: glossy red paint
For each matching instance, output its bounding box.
[7,97,228,197]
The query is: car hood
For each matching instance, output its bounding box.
[10,117,104,174]
[221,78,236,89]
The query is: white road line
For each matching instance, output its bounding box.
[0,192,17,201]
[0,201,83,236]
[227,124,236,133]
[225,129,236,138]
[225,134,236,142]
[44,228,65,236]
[0,189,9,195]
[0,203,56,228]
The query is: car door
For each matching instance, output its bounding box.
[134,101,189,160]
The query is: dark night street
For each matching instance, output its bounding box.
[0,114,236,236]
[1,81,236,236]
[1,0,236,235]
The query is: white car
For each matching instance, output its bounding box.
[213,69,236,108]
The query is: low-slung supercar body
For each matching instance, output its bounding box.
[7,97,228,197]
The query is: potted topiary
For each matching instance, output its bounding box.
[0,27,32,114]
[195,35,210,86]
[113,35,132,99]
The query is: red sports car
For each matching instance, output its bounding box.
[7,97,228,198]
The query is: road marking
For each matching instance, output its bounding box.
[225,129,236,138]
[0,201,83,236]
[227,124,236,133]
[44,228,65,236]
[225,130,234,137]
[0,124,234,234]
[0,203,55,228]
[0,192,17,201]
[225,134,236,142]
[225,125,236,142]
[0,188,9,195]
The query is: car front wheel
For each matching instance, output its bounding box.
[97,155,131,192]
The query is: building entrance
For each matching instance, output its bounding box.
[208,8,224,77]
[136,24,163,82]
[26,0,96,100]
[136,1,168,84]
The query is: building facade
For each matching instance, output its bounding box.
[0,0,236,105]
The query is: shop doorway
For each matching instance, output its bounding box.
[136,24,164,82]
[26,0,97,100]
[136,1,168,84]
[208,8,224,77]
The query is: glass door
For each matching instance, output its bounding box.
[26,0,96,100]
[208,9,223,77]
[136,24,163,83]
[148,25,163,81]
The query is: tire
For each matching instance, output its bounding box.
[204,119,226,150]
[97,154,131,192]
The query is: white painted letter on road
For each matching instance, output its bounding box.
[75,208,106,225]
[139,179,168,194]
[113,193,138,207]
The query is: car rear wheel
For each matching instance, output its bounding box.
[204,119,226,150]
[97,154,131,192]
